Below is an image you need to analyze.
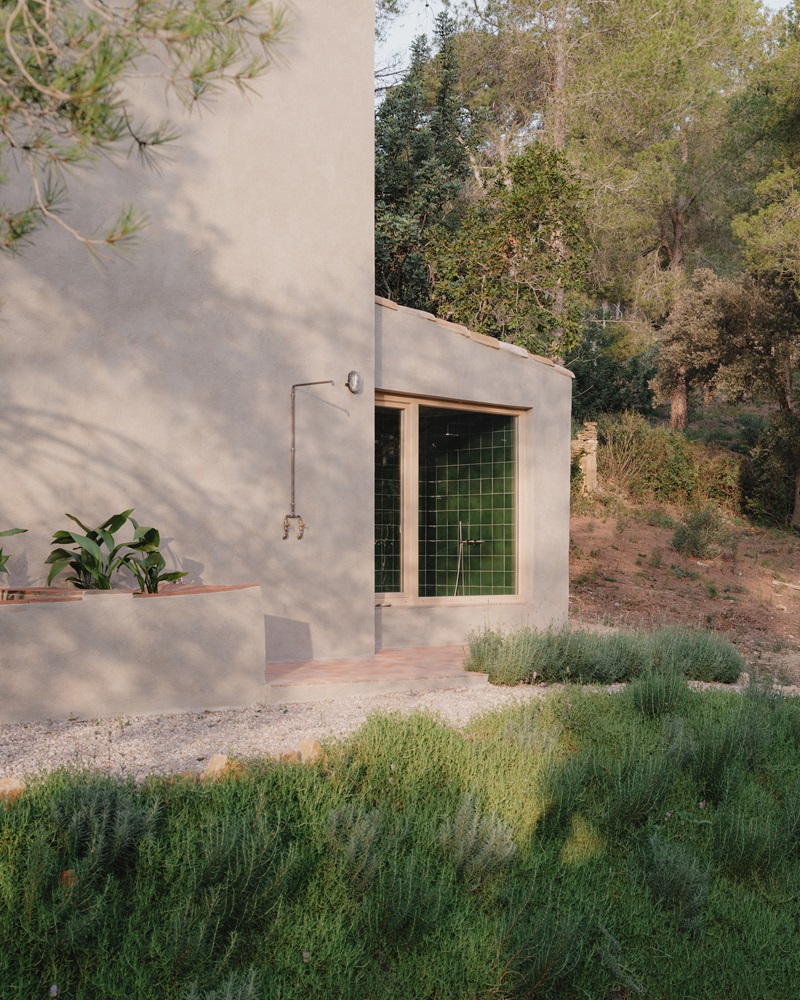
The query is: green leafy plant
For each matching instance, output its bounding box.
[45,510,186,592]
[46,510,136,589]
[0,527,26,575]
[125,518,188,594]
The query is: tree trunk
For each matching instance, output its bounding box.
[792,463,800,530]
[670,370,688,430]
[544,0,569,150]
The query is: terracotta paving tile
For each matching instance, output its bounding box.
[265,645,469,686]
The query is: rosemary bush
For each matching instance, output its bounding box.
[643,831,710,933]
[628,665,688,718]
[439,794,516,891]
[466,624,743,686]
[2,688,800,998]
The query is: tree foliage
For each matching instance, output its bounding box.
[428,142,589,355]
[0,0,287,254]
[566,322,656,422]
[375,11,588,357]
[653,268,800,524]
[375,13,471,309]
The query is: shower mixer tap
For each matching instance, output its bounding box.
[282,513,307,540]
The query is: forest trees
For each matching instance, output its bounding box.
[376,0,800,525]
[428,142,589,355]
[453,0,772,422]
[375,10,589,356]
[656,5,800,525]
[0,0,287,254]
[375,14,471,309]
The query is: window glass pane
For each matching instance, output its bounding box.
[375,407,402,592]
[418,407,516,597]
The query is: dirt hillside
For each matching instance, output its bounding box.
[569,503,800,684]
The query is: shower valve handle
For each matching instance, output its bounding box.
[282,513,307,540]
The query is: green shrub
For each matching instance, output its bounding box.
[628,666,688,719]
[603,750,674,831]
[780,778,800,856]
[327,805,386,896]
[739,413,799,527]
[3,699,800,998]
[643,626,744,683]
[671,507,724,558]
[183,969,261,1000]
[565,323,656,422]
[464,625,542,684]
[439,794,516,890]
[537,754,594,839]
[598,411,740,511]
[465,624,744,686]
[496,888,592,998]
[643,831,710,933]
[360,851,450,947]
[685,702,771,804]
[714,794,784,880]
[50,775,161,880]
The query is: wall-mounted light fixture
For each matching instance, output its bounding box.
[345,370,363,394]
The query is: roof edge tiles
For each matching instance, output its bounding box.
[374,296,575,378]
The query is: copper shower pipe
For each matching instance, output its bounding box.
[283,380,335,539]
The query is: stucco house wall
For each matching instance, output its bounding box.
[374,299,573,649]
[0,0,377,664]
[1,0,572,686]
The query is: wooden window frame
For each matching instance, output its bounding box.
[375,392,525,607]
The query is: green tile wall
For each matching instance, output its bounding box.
[375,407,401,592]
[418,407,516,597]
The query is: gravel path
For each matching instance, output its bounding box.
[0,685,552,783]
[4,674,794,784]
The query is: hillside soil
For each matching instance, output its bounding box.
[569,501,800,685]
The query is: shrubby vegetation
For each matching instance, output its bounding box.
[378,0,800,525]
[597,413,740,512]
[465,623,744,686]
[3,683,800,997]
[593,409,799,529]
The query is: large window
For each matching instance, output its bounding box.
[375,395,519,601]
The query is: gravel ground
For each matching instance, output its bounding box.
[0,684,553,783]
[3,674,792,784]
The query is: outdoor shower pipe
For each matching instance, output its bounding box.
[453,520,484,596]
[283,380,335,539]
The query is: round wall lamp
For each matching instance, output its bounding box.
[345,370,364,394]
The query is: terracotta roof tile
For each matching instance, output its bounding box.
[468,331,501,349]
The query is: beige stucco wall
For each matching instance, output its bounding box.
[0,587,266,722]
[0,0,573,682]
[0,1,376,664]
[374,300,573,649]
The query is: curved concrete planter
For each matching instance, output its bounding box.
[0,584,265,723]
